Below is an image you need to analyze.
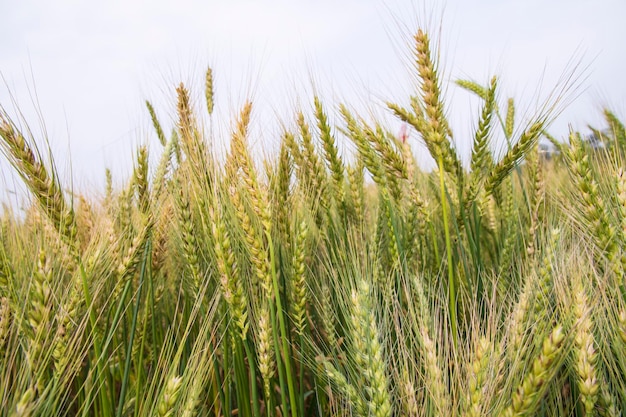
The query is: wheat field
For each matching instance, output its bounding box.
[0,28,625,417]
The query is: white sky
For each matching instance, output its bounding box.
[1,0,625,199]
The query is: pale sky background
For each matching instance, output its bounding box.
[1,0,625,202]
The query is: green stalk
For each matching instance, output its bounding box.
[234,339,252,417]
[223,330,232,417]
[437,156,457,346]
[270,300,289,415]
[298,334,305,415]
[78,261,113,417]
[243,340,262,417]
[115,243,149,417]
[133,291,150,417]
[266,231,299,417]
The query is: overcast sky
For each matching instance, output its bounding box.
[1,0,625,199]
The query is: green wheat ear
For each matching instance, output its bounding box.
[456,79,489,100]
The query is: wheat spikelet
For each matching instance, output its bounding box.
[604,109,626,149]
[0,113,76,248]
[157,375,183,417]
[273,141,292,243]
[175,184,202,293]
[507,272,535,361]
[152,135,177,202]
[146,100,167,146]
[256,304,275,403]
[349,279,391,417]
[340,105,386,188]
[571,278,599,415]
[113,215,154,300]
[420,323,449,415]
[365,123,407,181]
[617,310,626,348]
[228,102,273,237]
[414,29,461,179]
[526,144,544,256]
[486,121,543,196]
[505,98,515,140]
[323,361,368,416]
[566,132,618,266]
[533,228,559,325]
[347,162,365,225]
[381,194,400,268]
[0,296,10,351]
[616,168,626,274]
[315,96,345,205]
[297,111,330,215]
[134,145,150,214]
[501,325,566,417]
[405,185,429,272]
[400,370,419,416]
[27,251,54,392]
[75,195,95,252]
[320,282,338,349]
[229,183,271,295]
[456,79,488,100]
[11,387,35,417]
[117,184,135,241]
[284,131,305,178]
[464,337,492,417]
[210,205,249,340]
[176,83,211,181]
[104,167,113,207]
[52,281,82,379]
[205,66,215,116]
[398,124,417,182]
[466,76,497,206]
[596,384,619,417]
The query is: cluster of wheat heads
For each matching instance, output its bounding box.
[1,27,626,417]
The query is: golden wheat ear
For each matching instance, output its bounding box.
[0,112,77,249]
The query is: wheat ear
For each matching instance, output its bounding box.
[501,326,566,417]
[157,375,183,417]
